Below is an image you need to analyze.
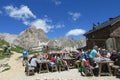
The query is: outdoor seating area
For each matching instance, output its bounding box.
[23,48,120,79]
[24,52,78,76]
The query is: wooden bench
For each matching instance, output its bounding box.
[112,65,120,76]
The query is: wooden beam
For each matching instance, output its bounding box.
[88,39,106,41]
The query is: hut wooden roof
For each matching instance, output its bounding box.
[85,15,120,36]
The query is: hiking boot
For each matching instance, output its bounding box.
[81,72,85,76]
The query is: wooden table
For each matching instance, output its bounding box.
[96,60,114,76]
[38,60,49,73]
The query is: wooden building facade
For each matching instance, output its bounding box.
[84,15,120,51]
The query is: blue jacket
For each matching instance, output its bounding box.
[23,50,28,57]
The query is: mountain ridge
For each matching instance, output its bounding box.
[0,26,86,50]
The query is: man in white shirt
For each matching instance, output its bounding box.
[29,54,40,73]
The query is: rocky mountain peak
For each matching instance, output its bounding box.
[14,26,48,49]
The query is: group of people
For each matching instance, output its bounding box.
[22,46,120,76]
[76,45,120,76]
[22,50,69,74]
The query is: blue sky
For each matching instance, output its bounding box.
[0,0,120,39]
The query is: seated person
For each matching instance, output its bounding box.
[74,50,84,67]
[85,58,90,68]
[100,49,111,58]
[56,54,69,70]
[44,53,49,60]
[40,54,47,62]
[105,50,111,59]
[69,53,73,58]
[89,45,102,67]
[49,55,56,67]
[84,58,93,76]
[110,50,120,66]
[78,59,85,76]
[28,54,40,73]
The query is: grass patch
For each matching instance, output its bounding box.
[29,50,41,54]
[28,49,50,55]
[11,46,23,53]
[2,67,10,72]
[0,38,23,59]
[0,39,9,48]
[0,38,23,53]
[0,50,11,59]
[1,64,11,72]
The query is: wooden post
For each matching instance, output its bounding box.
[112,38,117,50]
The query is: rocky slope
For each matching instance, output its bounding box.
[14,26,48,49]
[0,33,17,44]
[47,37,86,51]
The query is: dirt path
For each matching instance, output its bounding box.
[0,52,24,80]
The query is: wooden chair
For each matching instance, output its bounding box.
[57,60,68,72]
[51,65,58,72]
[27,66,35,76]
[25,62,35,76]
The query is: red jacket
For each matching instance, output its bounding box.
[85,60,90,67]
[51,57,55,62]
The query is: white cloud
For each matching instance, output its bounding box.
[68,12,81,21]
[4,5,36,20]
[3,5,65,33]
[66,29,86,36]
[23,18,65,33]
[52,0,61,5]
[23,20,31,25]
[31,19,54,33]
